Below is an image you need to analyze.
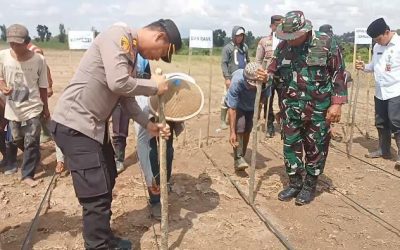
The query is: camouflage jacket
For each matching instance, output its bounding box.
[267,31,347,109]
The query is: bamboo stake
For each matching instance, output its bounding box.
[206,48,213,145]
[344,74,355,142]
[347,57,362,158]
[345,43,358,142]
[249,82,262,204]
[364,45,372,139]
[183,48,193,147]
[156,68,168,250]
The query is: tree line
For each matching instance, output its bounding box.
[1,24,399,61]
[0,23,100,43]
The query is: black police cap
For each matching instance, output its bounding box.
[158,19,182,63]
[367,18,390,39]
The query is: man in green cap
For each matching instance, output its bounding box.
[268,11,347,205]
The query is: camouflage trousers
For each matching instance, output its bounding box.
[281,101,331,176]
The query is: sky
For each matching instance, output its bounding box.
[1,0,399,38]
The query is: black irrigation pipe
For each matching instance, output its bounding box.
[261,143,400,238]
[329,142,400,179]
[22,172,58,250]
[202,149,295,250]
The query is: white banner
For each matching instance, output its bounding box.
[68,31,95,50]
[189,29,213,49]
[354,28,372,45]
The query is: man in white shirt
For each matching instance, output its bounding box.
[0,24,49,187]
[356,18,400,170]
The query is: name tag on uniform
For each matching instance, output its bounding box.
[282,59,291,65]
[377,52,383,55]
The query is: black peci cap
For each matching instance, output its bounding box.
[271,15,283,25]
[158,19,182,63]
[367,18,390,38]
[319,24,333,36]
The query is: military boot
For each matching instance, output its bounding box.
[220,108,228,130]
[233,135,249,171]
[365,128,392,159]
[394,133,400,170]
[278,173,303,201]
[295,174,318,205]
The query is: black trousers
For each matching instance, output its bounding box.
[52,122,117,250]
[375,96,400,133]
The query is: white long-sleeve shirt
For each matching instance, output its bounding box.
[364,33,400,100]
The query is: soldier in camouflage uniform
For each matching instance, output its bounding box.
[267,11,347,205]
[256,15,283,138]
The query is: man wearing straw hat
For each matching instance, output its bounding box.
[356,18,400,170]
[225,62,268,171]
[268,11,347,205]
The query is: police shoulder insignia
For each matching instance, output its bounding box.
[120,36,130,53]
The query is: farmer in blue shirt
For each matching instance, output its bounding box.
[225,62,268,171]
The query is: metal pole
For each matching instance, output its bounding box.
[206,48,213,145]
[156,68,168,250]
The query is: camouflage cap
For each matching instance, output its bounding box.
[276,11,312,41]
[243,62,261,86]
[319,24,333,36]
